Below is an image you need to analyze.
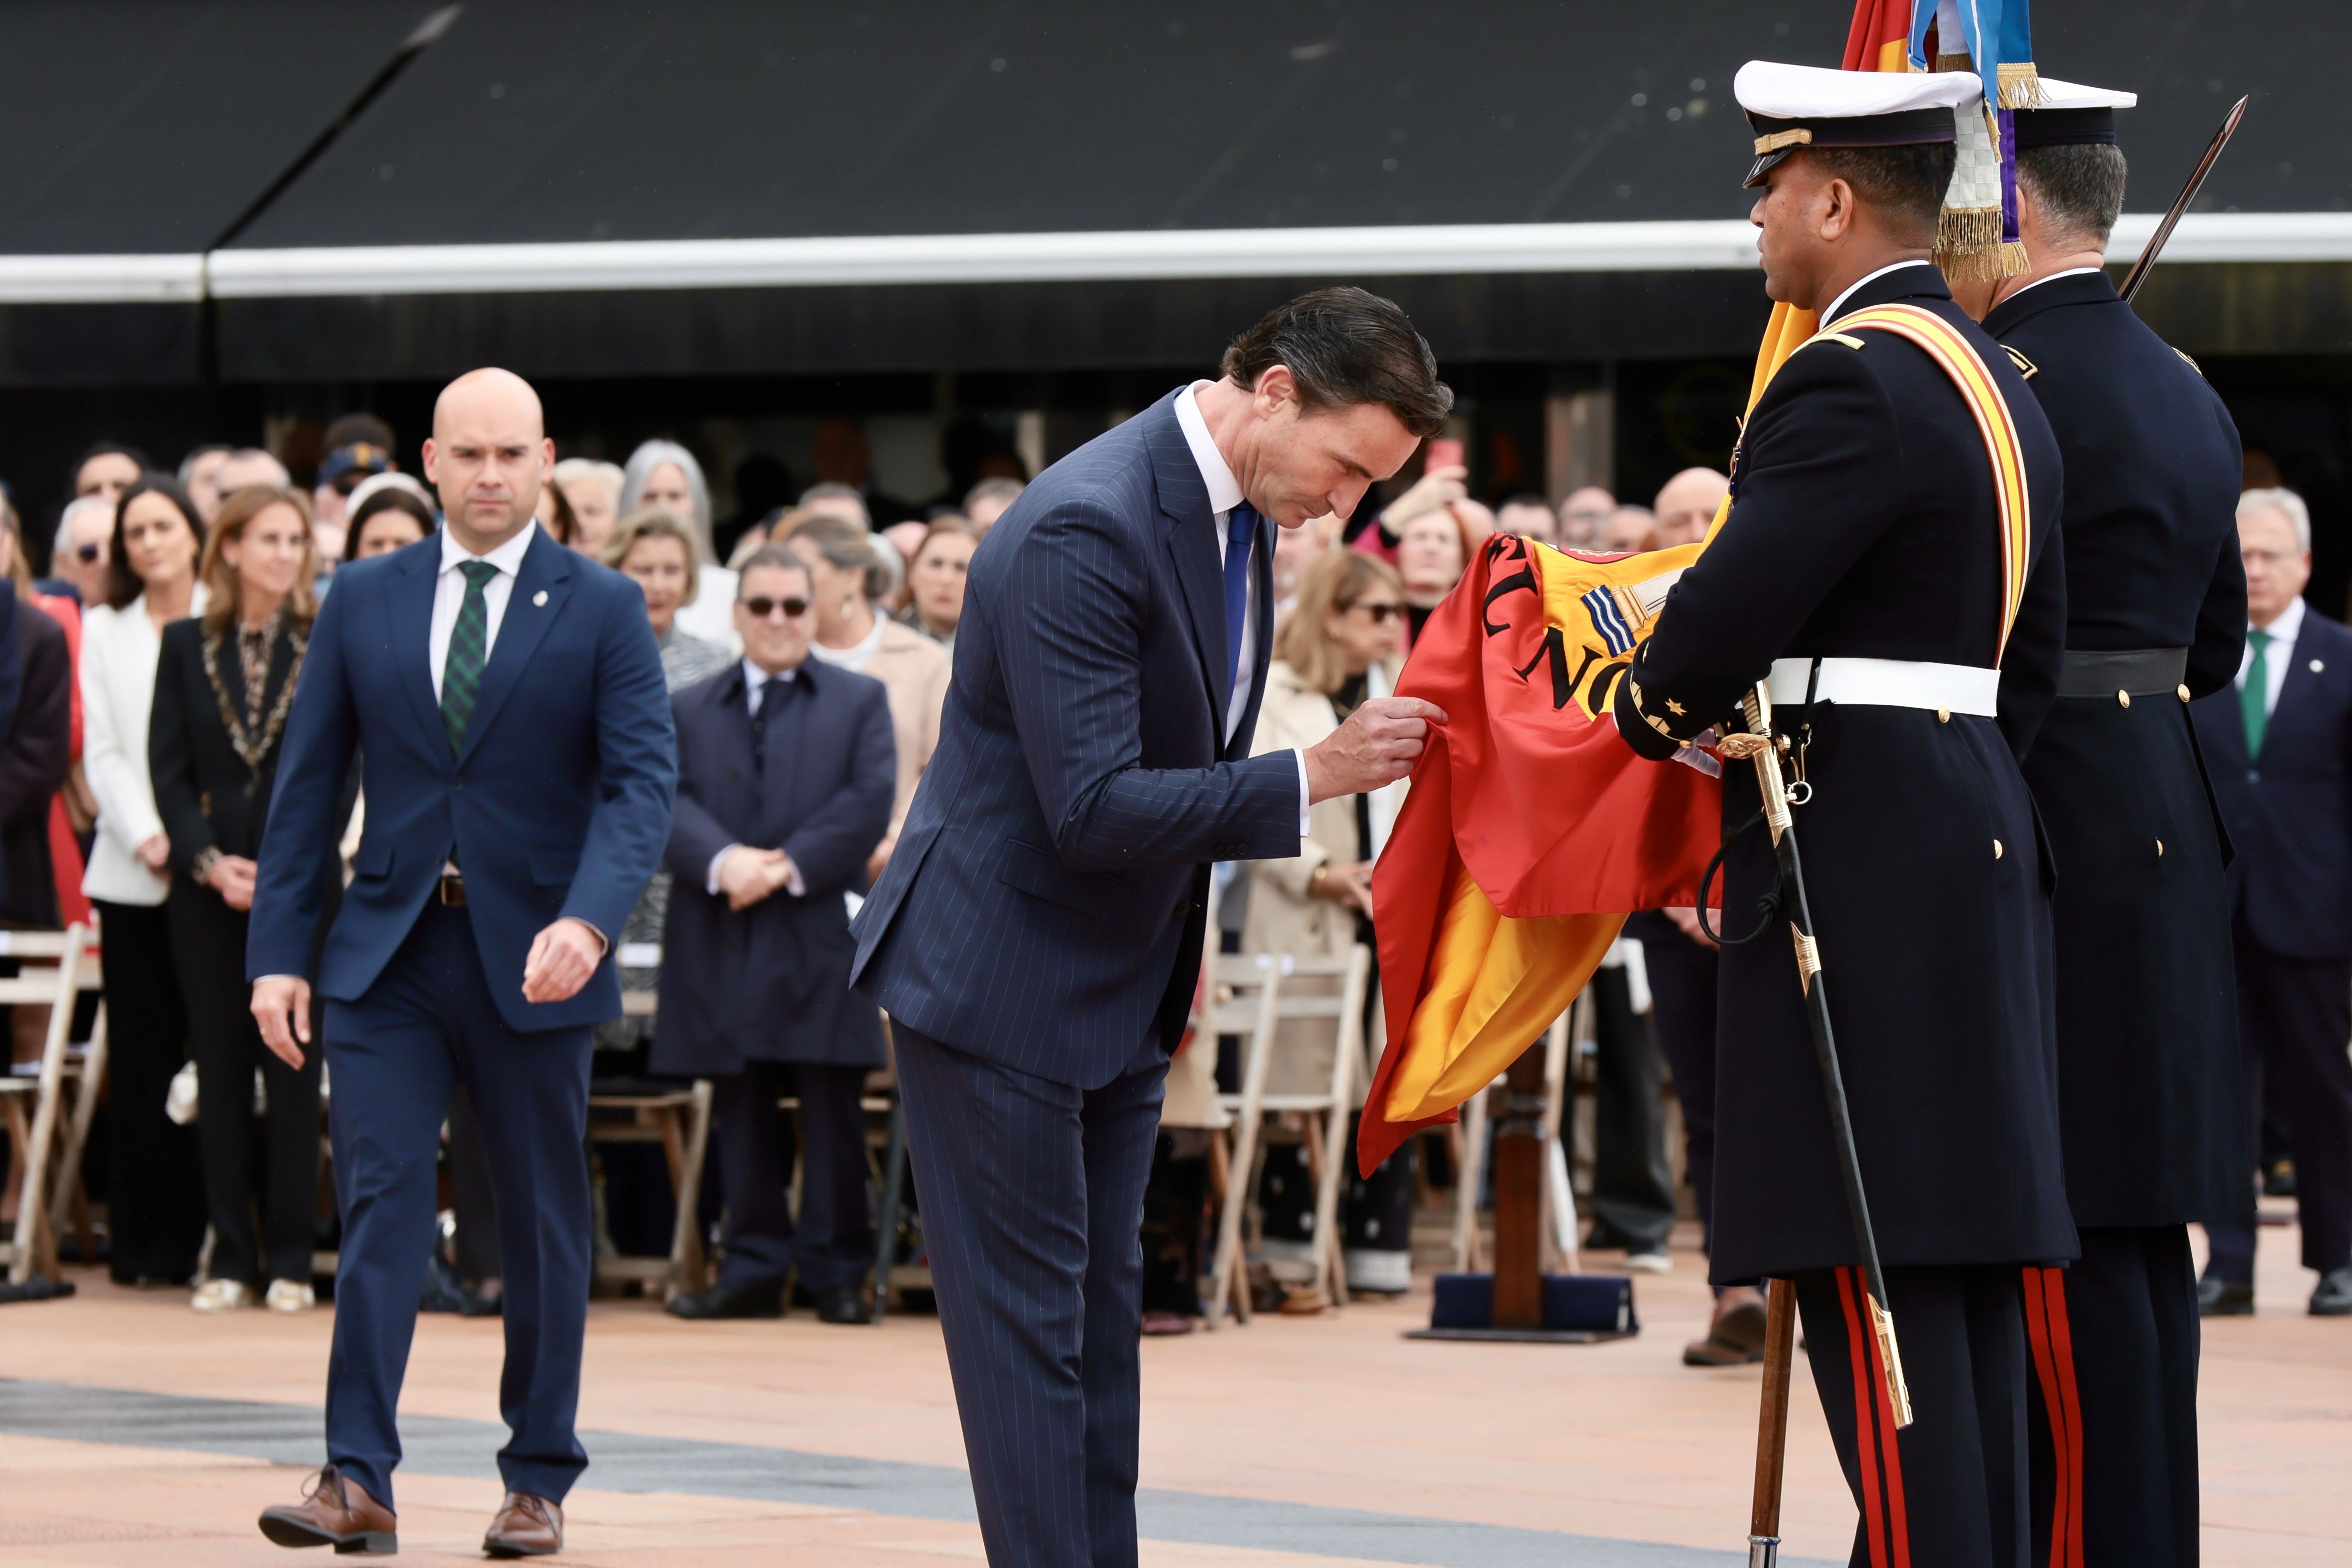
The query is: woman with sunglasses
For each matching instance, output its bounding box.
[79,475,209,1287]
[1238,549,1416,1300]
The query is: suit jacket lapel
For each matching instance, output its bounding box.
[1148,396,1230,726]
[456,530,575,766]
[389,539,447,762]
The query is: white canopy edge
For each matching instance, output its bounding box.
[0,212,2343,303]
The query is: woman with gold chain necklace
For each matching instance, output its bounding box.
[150,484,334,1314]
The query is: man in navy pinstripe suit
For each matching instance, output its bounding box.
[852,289,1451,1567]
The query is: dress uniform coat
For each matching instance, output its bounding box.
[1985,266,2247,1568]
[1615,263,2070,1567]
[1616,264,2075,1285]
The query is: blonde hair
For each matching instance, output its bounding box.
[1275,549,1402,695]
[601,507,702,605]
[200,485,319,634]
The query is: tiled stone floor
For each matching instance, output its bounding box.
[0,1211,2341,1565]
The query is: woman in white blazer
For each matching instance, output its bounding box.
[80,474,208,1286]
[1240,549,1414,1295]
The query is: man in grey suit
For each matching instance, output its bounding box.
[852,288,1450,1567]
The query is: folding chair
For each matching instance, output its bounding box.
[587,986,714,1302]
[0,924,99,1285]
[1201,943,1375,1321]
[1197,952,1283,1328]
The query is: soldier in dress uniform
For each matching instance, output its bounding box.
[1612,62,2072,1566]
[1958,79,2247,1568]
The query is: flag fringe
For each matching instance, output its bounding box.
[1938,230,2030,282]
[1996,62,2044,109]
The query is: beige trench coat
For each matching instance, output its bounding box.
[1236,659,1403,1099]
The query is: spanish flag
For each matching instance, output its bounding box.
[1357,0,1922,1176]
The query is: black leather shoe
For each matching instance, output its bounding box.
[2310,1267,2352,1317]
[814,1284,870,1324]
[2197,1275,2254,1317]
[2263,1159,2298,1197]
[666,1281,784,1320]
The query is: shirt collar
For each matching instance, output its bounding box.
[1823,259,1935,326]
[2256,595,2307,646]
[2002,265,2105,304]
[742,656,800,690]
[439,519,538,578]
[1174,382,1246,517]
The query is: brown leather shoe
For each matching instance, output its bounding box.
[484,1491,563,1557]
[257,1467,397,1553]
[1682,1285,1771,1367]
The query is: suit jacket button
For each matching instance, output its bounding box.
[2248,770,2260,783]
[1992,839,2004,860]
[2116,690,2131,708]
[2177,684,2192,702]
[1936,706,1950,723]
[2312,659,2325,673]
[2156,839,2165,857]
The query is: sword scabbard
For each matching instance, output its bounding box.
[1867,1293,1916,1429]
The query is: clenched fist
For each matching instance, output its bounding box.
[1302,696,1448,803]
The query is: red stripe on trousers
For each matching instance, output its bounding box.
[1837,1267,1910,1568]
[2022,1266,2084,1568]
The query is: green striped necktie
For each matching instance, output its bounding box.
[2241,628,2273,759]
[441,559,500,755]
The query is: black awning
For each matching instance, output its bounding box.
[0,0,445,254]
[228,0,2347,249]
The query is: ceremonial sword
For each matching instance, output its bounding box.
[1720,681,1909,1568]
[2118,95,2249,304]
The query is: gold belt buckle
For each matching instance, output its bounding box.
[437,872,466,908]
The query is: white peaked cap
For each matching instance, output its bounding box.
[1734,60,1984,119]
[2025,78,2138,111]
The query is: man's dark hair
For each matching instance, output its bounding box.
[1220,287,1453,439]
[104,475,206,611]
[323,412,395,452]
[1808,143,1959,236]
[2017,144,2128,245]
[735,543,814,594]
[74,440,151,489]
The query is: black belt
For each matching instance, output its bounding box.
[2057,647,2189,701]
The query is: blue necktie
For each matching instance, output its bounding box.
[1223,502,1259,699]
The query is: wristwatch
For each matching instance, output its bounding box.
[190,846,223,882]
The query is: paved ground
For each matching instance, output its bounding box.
[0,1212,2343,1565]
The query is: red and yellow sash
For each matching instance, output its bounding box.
[1817,303,2034,658]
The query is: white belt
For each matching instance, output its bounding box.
[1767,657,2000,716]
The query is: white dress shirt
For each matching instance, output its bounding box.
[2237,594,2307,717]
[429,519,539,701]
[707,658,809,897]
[1174,383,1314,834]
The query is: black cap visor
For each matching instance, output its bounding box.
[1742,106,1959,187]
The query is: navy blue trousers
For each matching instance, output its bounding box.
[321,901,594,1510]
[1795,1264,2030,1568]
[892,1021,1166,1568]
[2206,940,2352,1281]
[712,1060,872,1293]
[2023,1227,2200,1568]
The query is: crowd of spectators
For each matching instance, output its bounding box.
[0,414,1866,1347]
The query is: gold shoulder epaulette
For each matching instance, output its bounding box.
[2002,345,2039,380]
[2172,346,2203,375]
